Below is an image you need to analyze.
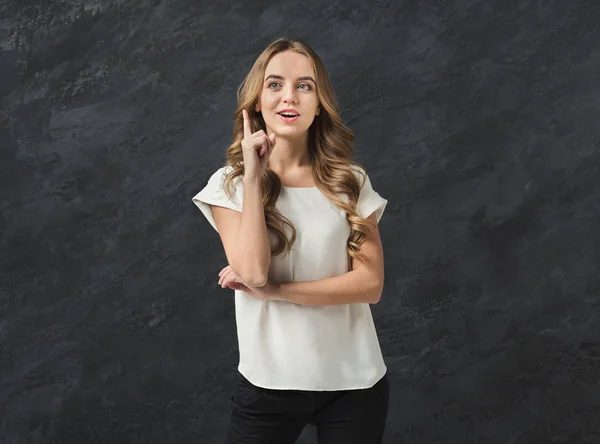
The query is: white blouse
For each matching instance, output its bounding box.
[192,165,388,391]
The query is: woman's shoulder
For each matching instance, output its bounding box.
[212,164,235,176]
[348,162,368,174]
[348,162,369,185]
[208,164,241,182]
[200,164,244,198]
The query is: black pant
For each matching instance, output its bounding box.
[226,371,390,443]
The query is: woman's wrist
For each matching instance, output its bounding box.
[243,174,262,186]
[272,282,294,303]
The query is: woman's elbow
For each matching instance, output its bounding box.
[369,293,382,304]
[244,274,269,288]
[232,265,269,288]
[369,279,384,304]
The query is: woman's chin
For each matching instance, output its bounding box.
[271,125,309,138]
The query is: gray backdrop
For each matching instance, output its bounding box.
[2,0,600,443]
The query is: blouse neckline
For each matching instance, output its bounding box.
[282,185,317,190]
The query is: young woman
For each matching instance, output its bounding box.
[192,38,390,444]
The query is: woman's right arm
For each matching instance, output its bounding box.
[211,176,271,288]
[210,109,276,288]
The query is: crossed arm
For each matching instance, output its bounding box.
[215,211,385,306]
[274,212,384,305]
[211,176,384,306]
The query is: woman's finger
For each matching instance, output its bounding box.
[218,266,229,283]
[264,133,273,157]
[223,269,245,289]
[221,275,232,288]
[242,109,251,139]
[268,133,276,154]
[219,268,235,287]
[226,277,245,290]
[261,137,269,156]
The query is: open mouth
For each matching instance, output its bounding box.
[278,112,300,123]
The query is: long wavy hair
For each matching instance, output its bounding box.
[223,37,375,264]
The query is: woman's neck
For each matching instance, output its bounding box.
[268,133,311,173]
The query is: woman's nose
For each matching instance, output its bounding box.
[283,86,298,104]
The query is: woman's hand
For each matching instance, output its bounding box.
[218,265,281,300]
[241,109,276,180]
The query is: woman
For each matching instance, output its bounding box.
[192,37,390,444]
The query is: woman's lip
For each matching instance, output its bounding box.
[279,114,300,123]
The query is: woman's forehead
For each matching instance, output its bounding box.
[264,51,315,78]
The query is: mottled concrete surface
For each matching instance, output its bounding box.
[2,0,600,443]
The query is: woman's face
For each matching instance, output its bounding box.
[256,50,320,138]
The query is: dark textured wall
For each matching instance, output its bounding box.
[2,1,600,443]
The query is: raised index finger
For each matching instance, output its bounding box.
[242,109,251,138]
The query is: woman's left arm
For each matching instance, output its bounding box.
[278,212,384,305]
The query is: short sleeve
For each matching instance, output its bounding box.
[191,166,243,232]
[354,167,388,222]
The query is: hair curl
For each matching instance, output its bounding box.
[223,37,376,264]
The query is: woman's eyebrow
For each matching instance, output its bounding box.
[265,74,316,83]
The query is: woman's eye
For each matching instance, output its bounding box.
[268,82,312,90]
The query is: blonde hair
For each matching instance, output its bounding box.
[223,37,375,264]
